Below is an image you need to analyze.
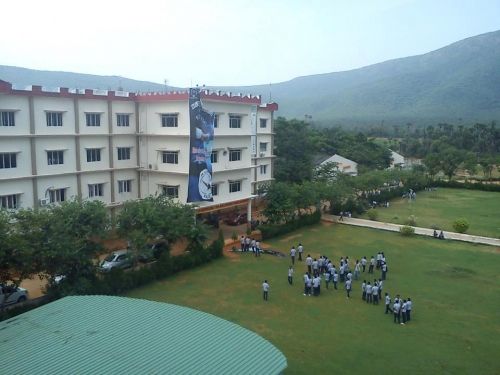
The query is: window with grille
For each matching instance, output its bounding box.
[161,114,178,127]
[117,147,131,160]
[46,112,63,126]
[47,150,64,165]
[49,188,66,203]
[229,115,241,129]
[118,180,132,193]
[86,113,101,127]
[229,180,241,193]
[86,148,101,162]
[161,185,179,198]
[259,118,267,128]
[117,114,130,127]
[0,153,17,169]
[229,149,241,161]
[0,194,19,209]
[0,111,15,126]
[162,151,178,164]
[88,183,104,197]
[211,151,218,163]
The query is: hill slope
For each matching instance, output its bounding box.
[2,30,499,126]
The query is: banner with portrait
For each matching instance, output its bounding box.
[187,88,215,202]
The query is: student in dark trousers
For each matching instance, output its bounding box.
[362,280,367,300]
[262,280,269,301]
[298,243,303,261]
[361,256,367,272]
[290,246,296,265]
[406,298,412,321]
[288,266,294,285]
[381,262,388,280]
[345,279,352,298]
[384,293,392,314]
[366,282,372,303]
[332,272,338,290]
[401,300,407,325]
[393,299,401,323]
[368,256,375,274]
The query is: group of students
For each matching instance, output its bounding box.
[385,294,413,324]
[240,236,262,256]
[263,243,414,325]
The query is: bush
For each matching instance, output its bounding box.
[400,225,415,236]
[404,215,417,226]
[367,208,379,221]
[259,211,321,240]
[452,218,470,233]
[434,180,500,192]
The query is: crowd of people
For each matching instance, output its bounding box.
[240,235,262,256]
[261,243,414,325]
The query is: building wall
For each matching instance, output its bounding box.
[0,87,275,210]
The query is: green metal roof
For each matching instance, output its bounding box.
[0,296,287,374]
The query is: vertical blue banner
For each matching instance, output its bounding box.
[187,88,215,202]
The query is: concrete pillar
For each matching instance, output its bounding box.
[28,96,38,207]
[247,198,252,228]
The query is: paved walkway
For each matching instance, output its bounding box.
[322,215,500,247]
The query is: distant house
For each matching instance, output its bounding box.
[389,150,405,169]
[319,154,358,176]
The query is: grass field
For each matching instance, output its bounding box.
[361,188,500,238]
[127,224,500,374]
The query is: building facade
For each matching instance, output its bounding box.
[0,80,277,217]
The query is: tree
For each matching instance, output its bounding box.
[440,147,465,180]
[261,182,296,224]
[273,117,315,183]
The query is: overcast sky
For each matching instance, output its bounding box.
[1,0,499,87]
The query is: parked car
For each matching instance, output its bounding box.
[224,212,248,226]
[99,249,133,272]
[0,284,28,306]
[138,241,169,263]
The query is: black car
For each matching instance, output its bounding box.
[138,241,169,263]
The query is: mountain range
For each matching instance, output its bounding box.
[2,30,499,127]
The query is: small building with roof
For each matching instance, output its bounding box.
[318,154,358,176]
[0,295,287,374]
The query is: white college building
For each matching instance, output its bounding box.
[319,154,358,176]
[0,80,277,217]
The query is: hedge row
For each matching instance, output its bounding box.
[434,180,500,192]
[259,211,321,240]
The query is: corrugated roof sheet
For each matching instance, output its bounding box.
[0,296,287,374]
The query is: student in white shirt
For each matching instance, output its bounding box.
[393,300,401,323]
[306,255,313,274]
[324,270,330,289]
[288,266,294,285]
[361,256,367,272]
[406,298,412,322]
[372,284,379,305]
[385,293,392,314]
[345,279,352,298]
[366,282,373,303]
[354,260,361,280]
[290,247,296,265]
[303,273,309,296]
[298,243,303,261]
[312,275,320,296]
[332,271,338,290]
[369,256,375,273]
[262,280,270,301]
[361,280,367,300]
[401,300,407,324]
[312,258,319,274]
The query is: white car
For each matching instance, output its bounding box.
[0,284,28,306]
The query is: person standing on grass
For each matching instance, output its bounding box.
[290,246,296,265]
[362,280,367,300]
[372,282,379,305]
[306,254,313,274]
[406,298,412,322]
[345,278,352,299]
[393,299,401,324]
[385,293,392,314]
[381,262,388,280]
[376,252,382,269]
[240,236,245,251]
[306,273,313,296]
[288,266,294,285]
[256,240,261,257]
[312,258,319,275]
[262,280,270,301]
[332,271,339,290]
[303,272,309,296]
[401,300,407,325]
[324,269,331,289]
[378,278,383,299]
[312,274,320,296]
[245,236,251,252]
[339,263,345,283]
[361,256,367,272]
[369,256,375,273]
[298,243,303,261]
[251,238,256,253]
[354,260,360,280]
[366,282,373,303]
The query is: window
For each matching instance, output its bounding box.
[117,114,130,127]
[260,118,267,128]
[161,114,178,127]
[229,149,241,162]
[162,151,178,164]
[0,194,19,209]
[162,185,179,198]
[46,112,63,127]
[1,111,15,127]
[47,150,64,165]
[0,153,17,169]
[117,147,131,161]
[229,180,241,193]
[86,113,101,127]
[213,114,219,128]
[211,184,218,196]
[88,183,104,197]
[259,142,268,152]
[118,180,132,193]
[229,115,241,129]
[86,148,101,162]
[49,188,66,203]
[260,165,268,175]
[211,151,218,164]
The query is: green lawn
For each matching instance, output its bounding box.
[361,188,500,238]
[127,224,500,374]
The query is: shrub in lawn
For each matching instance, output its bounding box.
[260,211,321,240]
[400,225,415,236]
[430,223,440,230]
[367,208,379,221]
[405,215,417,226]
[453,218,470,233]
